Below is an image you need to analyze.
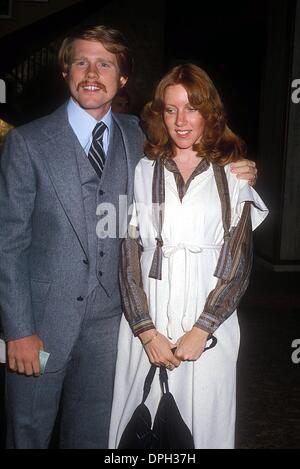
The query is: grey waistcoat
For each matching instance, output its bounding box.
[75,121,128,304]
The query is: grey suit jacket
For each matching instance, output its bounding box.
[0,104,144,371]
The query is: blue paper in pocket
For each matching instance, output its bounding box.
[39,350,50,374]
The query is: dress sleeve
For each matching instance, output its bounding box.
[119,203,155,337]
[194,181,269,334]
[235,181,269,230]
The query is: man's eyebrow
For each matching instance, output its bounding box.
[95,58,115,64]
[72,55,87,61]
[72,56,115,64]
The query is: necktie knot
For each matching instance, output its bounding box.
[93,121,107,141]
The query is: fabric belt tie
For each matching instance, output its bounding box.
[161,243,222,339]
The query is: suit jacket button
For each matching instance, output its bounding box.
[100,251,104,257]
[83,259,89,265]
[99,190,105,196]
[98,271,103,277]
[77,296,84,301]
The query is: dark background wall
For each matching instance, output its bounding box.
[165,0,268,157]
[0,0,82,38]
[1,0,268,153]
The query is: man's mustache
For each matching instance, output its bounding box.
[77,81,107,92]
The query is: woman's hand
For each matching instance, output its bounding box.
[231,159,257,186]
[174,327,209,362]
[139,330,181,369]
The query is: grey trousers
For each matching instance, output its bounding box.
[5,288,121,449]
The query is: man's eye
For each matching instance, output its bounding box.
[98,62,111,69]
[75,60,87,67]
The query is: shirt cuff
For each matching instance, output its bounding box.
[130,317,156,336]
[194,312,220,334]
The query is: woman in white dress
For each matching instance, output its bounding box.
[109,64,268,449]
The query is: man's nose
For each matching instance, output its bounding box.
[86,63,99,77]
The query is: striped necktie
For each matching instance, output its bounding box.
[88,121,107,178]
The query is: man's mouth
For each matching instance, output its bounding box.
[78,82,106,92]
[82,85,100,91]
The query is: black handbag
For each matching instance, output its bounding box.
[118,365,194,449]
[118,335,217,449]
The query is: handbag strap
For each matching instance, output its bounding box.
[142,364,157,403]
[159,366,169,395]
[203,333,218,351]
[142,364,170,403]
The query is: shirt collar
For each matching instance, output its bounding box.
[163,158,210,202]
[67,98,112,151]
[164,157,209,176]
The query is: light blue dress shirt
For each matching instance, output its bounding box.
[67,98,112,156]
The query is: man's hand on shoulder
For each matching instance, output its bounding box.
[7,335,44,376]
[230,159,258,186]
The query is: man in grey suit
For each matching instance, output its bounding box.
[0,25,257,449]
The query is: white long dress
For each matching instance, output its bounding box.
[109,157,268,449]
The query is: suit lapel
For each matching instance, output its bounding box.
[39,105,88,258]
[111,113,140,205]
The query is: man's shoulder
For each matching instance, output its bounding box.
[13,104,68,141]
[112,112,143,135]
[112,112,140,125]
[112,113,145,164]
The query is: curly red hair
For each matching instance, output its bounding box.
[141,63,246,165]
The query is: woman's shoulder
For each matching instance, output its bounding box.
[222,163,269,228]
[133,156,155,199]
[135,155,155,174]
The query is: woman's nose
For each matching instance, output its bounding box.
[175,111,187,126]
